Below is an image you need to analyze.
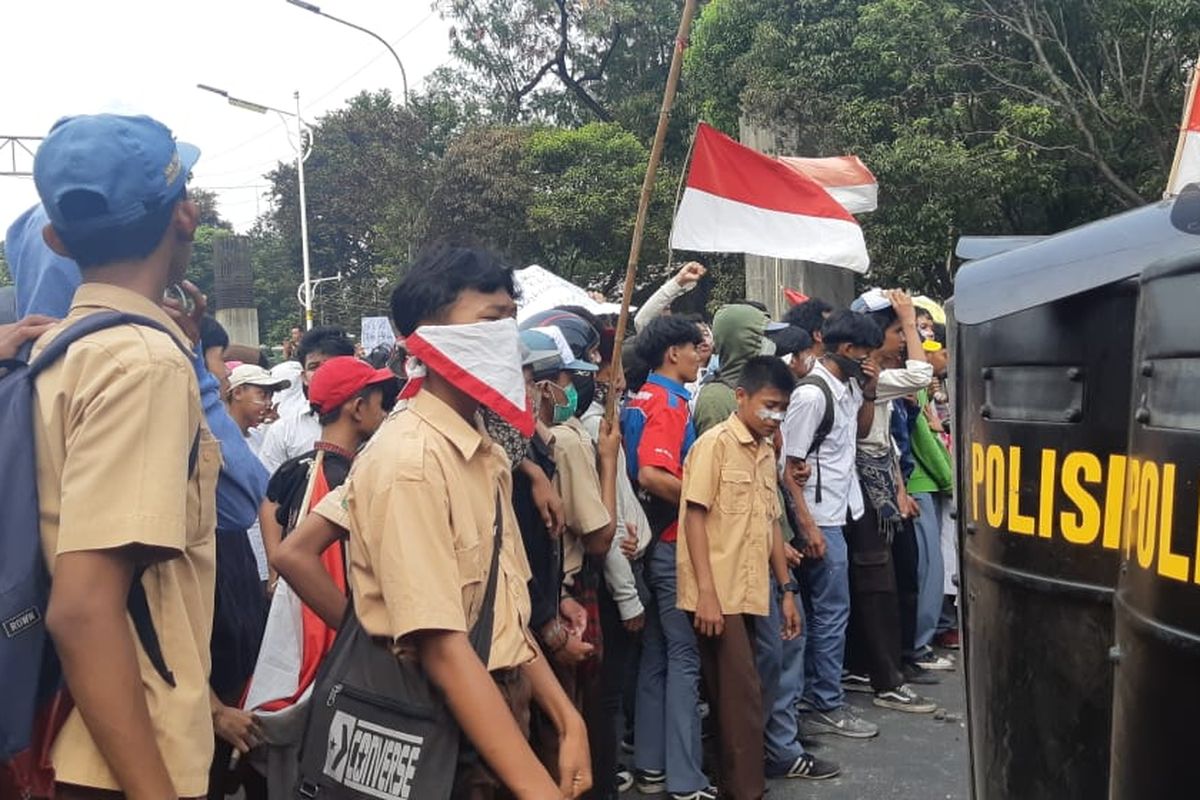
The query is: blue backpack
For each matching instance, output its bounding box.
[0,311,197,775]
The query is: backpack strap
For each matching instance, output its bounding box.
[467,493,506,665]
[28,309,200,688]
[27,311,193,378]
[795,376,835,504]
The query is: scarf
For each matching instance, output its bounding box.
[856,447,903,544]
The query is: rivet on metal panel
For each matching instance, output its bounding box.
[1141,361,1154,377]
[981,367,993,380]
[1108,645,1122,663]
[1064,408,1083,423]
[1066,367,1083,381]
[980,404,992,419]
[1135,407,1151,424]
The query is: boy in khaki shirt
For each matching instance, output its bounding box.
[29,114,217,799]
[677,357,802,800]
[285,246,591,799]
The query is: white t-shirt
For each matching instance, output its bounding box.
[781,360,865,527]
[257,408,321,476]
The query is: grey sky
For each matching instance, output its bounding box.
[1,0,452,234]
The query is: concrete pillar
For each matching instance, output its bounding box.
[738,119,856,316]
[212,235,260,347]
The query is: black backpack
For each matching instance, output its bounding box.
[0,311,195,789]
[781,375,835,541]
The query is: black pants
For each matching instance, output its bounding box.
[891,518,920,658]
[589,577,627,799]
[844,504,905,692]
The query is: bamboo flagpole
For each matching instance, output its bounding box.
[1165,58,1200,198]
[605,0,698,422]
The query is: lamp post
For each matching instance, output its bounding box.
[198,84,317,330]
[285,0,408,106]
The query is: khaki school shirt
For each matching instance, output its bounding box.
[551,417,611,584]
[321,389,537,670]
[676,414,780,617]
[32,283,219,796]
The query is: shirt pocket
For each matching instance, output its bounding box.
[757,470,779,520]
[718,469,753,514]
[192,432,221,542]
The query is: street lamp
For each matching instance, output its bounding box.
[285,0,408,106]
[198,83,318,330]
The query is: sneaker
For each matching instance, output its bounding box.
[911,651,955,671]
[669,786,718,800]
[902,663,941,685]
[842,672,873,694]
[617,768,635,793]
[935,629,961,649]
[777,752,841,780]
[801,706,880,739]
[636,769,667,795]
[698,701,711,720]
[621,734,635,755]
[873,684,938,713]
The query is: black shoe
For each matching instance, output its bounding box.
[669,786,718,800]
[617,768,634,793]
[635,769,667,795]
[903,663,941,685]
[777,753,841,780]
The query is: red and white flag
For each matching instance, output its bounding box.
[1167,63,1200,196]
[670,123,869,272]
[779,155,878,214]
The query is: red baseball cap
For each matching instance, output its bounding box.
[308,356,399,415]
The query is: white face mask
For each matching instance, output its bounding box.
[402,318,533,436]
[756,408,786,423]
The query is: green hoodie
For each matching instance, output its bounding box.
[693,304,771,436]
[907,389,954,494]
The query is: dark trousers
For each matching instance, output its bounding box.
[452,669,533,800]
[891,518,921,658]
[844,505,906,692]
[698,614,765,800]
[206,739,267,800]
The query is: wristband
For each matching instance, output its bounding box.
[776,581,801,597]
[862,393,877,401]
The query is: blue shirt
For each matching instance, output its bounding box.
[6,204,267,529]
[620,373,696,542]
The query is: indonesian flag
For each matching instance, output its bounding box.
[243,453,344,715]
[1167,64,1200,196]
[670,123,870,272]
[779,155,878,214]
[397,318,534,437]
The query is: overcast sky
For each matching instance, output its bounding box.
[1,0,452,234]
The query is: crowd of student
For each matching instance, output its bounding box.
[0,112,959,800]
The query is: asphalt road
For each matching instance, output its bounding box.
[620,652,970,800]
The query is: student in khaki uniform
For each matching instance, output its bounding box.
[29,114,219,799]
[295,245,591,799]
[677,357,804,800]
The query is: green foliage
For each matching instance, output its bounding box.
[686,0,1200,297]
[0,242,10,288]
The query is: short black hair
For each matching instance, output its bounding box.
[315,382,398,426]
[767,325,813,357]
[931,322,947,347]
[390,244,517,336]
[822,309,883,350]
[297,326,355,366]
[634,315,703,369]
[865,306,899,337]
[738,355,795,397]
[199,315,229,354]
[59,190,184,270]
[782,298,833,336]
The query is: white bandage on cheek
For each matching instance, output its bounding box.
[757,409,786,423]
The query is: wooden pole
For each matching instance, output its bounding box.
[1165,59,1200,198]
[606,0,698,422]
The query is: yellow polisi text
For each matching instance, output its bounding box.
[968,443,1199,585]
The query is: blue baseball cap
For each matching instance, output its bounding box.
[33,114,200,239]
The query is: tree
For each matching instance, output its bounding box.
[0,242,10,288]
[685,0,1200,298]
